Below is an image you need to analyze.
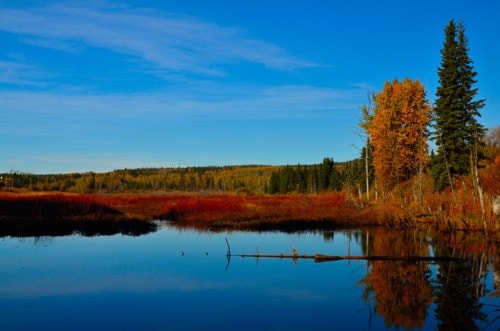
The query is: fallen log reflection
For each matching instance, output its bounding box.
[232,252,464,263]
[225,237,464,264]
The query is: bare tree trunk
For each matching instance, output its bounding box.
[418,133,425,205]
[365,136,370,200]
[439,135,458,205]
[471,130,487,233]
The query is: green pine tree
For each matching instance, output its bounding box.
[269,171,280,194]
[432,20,485,190]
[318,158,334,191]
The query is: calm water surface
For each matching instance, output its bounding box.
[0,223,498,330]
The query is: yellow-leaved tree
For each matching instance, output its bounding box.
[368,79,431,195]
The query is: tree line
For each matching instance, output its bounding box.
[267,155,374,195]
[0,166,273,194]
[1,157,374,195]
[268,158,342,194]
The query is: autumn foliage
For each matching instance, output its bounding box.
[481,155,500,195]
[368,78,431,193]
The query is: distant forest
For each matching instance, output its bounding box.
[0,156,371,196]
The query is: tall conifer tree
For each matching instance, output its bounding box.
[432,20,485,190]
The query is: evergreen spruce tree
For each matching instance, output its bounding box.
[309,165,319,193]
[329,163,343,191]
[279,166,290,194]
[318,158,334,191]
[269,171,280,194]
[432,20,485,190]
[295,164,307,193]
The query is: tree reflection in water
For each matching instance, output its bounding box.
[432,233,491,330]
[359,228,497,330]
[360,229,433,329]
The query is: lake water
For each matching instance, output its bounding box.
[0,223,498,330]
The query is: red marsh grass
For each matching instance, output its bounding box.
[156,193,380,230]
[3,191,496,234]
[0,192,363,229]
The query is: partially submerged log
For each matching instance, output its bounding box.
[224,238,464,264]
[231,252,463,263]
[312,253,462,263]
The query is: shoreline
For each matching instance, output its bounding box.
[0,191,498,238]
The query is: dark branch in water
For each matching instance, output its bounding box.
[224,239,463,263]
[233,252,463,263]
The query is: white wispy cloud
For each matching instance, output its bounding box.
[0,3,317,77]
[0,59,52,86]
[0,85,362,121]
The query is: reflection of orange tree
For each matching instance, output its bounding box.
[361,229,433,329]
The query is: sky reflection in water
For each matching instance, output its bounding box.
[0,224,498,330]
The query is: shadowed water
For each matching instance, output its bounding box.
[0,223,498,330]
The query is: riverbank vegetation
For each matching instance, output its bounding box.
[0,183,498,236]
[0,192,157,236]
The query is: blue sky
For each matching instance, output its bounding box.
[1,0,498,174]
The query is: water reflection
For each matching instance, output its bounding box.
[432,233,494,330]
[0,218,157,237]
[0,224,498,330]
[360,229,433,329]
[356,228,499,330]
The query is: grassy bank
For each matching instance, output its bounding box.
[0,192,158,236]
[0,190,498,236]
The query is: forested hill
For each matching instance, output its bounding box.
[0,157,368,195]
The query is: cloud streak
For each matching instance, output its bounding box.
[0,59,52,86]
[0,85,362,121]
[0,3,317,78]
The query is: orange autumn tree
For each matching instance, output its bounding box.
[368,79,431,194]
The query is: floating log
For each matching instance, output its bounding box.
[231,252,463,263]
[312,253,462,263]
[233,253,313,260]
[223,238,463,264]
